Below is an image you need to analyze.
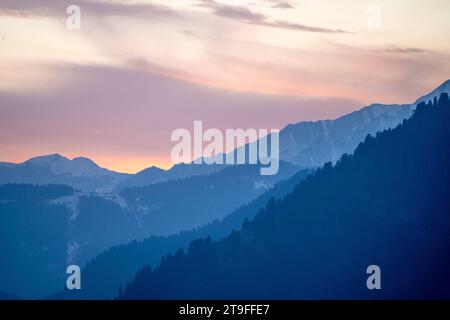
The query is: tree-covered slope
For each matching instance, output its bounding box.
[120,94,450,299]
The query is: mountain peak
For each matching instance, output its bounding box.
[21,153,112,178]
[439,78,450,86]
[414,78,450,105]
[72,157,100,167]
[25,153,69,165]
[137,166,165,175]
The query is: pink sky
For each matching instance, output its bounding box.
[1,0,450,172]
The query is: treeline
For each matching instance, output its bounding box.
[0,183,74,202]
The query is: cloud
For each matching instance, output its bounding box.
[0,0,176,19]
[378,46,428,54]
[0,0,346,34]
[197,0,350,33]
[270,1,294,9]
[197,0,266,22]
[327,40,431,56]
[0,62,361,172]
[255,20,349,34]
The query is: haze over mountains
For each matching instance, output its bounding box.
[51,169,312,300]
[1,80,449,299]
[119,93,450,300]
[0,154,129,193]
[1,79,448,192]
[0,162,300,298]
[279,79,450,167]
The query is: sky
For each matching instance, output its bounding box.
[0,0,450,173]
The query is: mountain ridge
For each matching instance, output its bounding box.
[1,78,449,190]
[119,93,450,299]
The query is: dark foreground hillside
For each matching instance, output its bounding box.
[120,94,450,299]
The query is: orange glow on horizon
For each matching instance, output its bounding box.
[0,152,175,174]
[93,156,175,174]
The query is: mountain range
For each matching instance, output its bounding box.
[279,79,450,167]
[0,162,300,298]
[0,154,129,193]
[119,93,450,299]
[1,79,450,299]
[2,79,449,191]
[49,169,312,300]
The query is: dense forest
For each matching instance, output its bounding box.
[120,161,300,235]
[51,169,312,299]
[119,94,450,299]
[0,184,74,298]
[0,163,303,298]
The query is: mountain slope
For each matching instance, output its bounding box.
[0,184,74,298]
[120,93,450,299]
[0,162,301,298]
[415,79,450,104]
[119,162,300,236]
[2,80,449,191]
[49,169,312,299]
[279,103,412,166]
[279,79,450,167]
[114,162,228,192]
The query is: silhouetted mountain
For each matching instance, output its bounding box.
[49,169,312,300]
[2,80,449,192]
[279,103,413,166]
[114,163,228,192]
[119,93,450,299]
[120,161,300,236]
[0,154,130,193]
[3,81,450,300]
[0,184,74,298]
[279,80,450,168]
[0,162,301,298]
[415,79,450,104]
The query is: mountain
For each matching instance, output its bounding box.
[0,154,229,193]
[279,103,412,166]
[119,161,300,236]
[0,184,74,298]
[415,79,450,104]
[66,161,301,266]
[24,154,106,176]
[3,80,450,300]
[49,169,312,300]
[278,79,450,167]
[119,94,450,299]
[0,162,300,298]
[0,154,130,193]
[113,162,228,192]
[2,80,449,191]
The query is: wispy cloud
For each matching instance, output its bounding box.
[1,0,450,172]
[197,0,267,22]
[378,46,428,54]
[269,1,294,9]
[0,62,362,172]
[0,0,344,34]
[197,0,350,33]
[0,0,176,18]
[255,20,349,33]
